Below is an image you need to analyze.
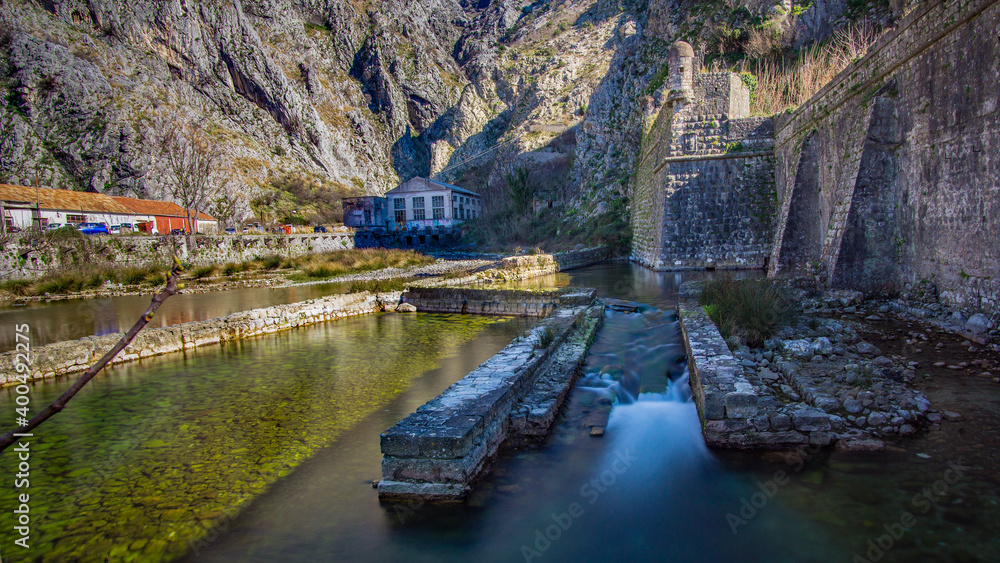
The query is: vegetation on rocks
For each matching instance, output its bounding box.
[699,278,798,347]
[288,248,434,281]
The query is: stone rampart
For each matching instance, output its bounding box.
[770,0,1000,313]
[378,296,602,501]
[631,65,777,270]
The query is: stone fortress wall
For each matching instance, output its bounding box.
[631,41,777,270]
[634,0,1000,314]
[770,0,1000,314]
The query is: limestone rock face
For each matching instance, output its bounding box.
[0,0,873,220]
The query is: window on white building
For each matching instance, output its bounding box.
[432,196,444,219]
[394,198,406,224]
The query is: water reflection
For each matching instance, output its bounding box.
[0,282,350,350]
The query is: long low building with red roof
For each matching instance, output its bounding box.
[0,184,216,233]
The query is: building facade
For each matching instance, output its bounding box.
[383,177,480,230]
[342,196,388,229]
[0,184,217,233]
[1,184,133,230]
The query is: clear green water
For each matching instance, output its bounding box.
[0,313,530,561]
[0,281,353,349]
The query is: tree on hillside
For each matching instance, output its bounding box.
[504,167,535,214]
[158,122,231,237]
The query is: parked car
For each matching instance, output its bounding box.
[109,225,121,234]
[170,228,187,235]
[119,223,134,232]
[224,227,237,234]
[313,225,328,233]
[77,222,109,235]
[45,223,64,230]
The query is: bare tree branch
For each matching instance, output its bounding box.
[158,122,232,238]
[0,257,187,453]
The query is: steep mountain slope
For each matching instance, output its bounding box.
[0,0,902,229]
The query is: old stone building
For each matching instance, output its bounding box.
[631,42,776,270]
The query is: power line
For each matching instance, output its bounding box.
[433,136,520,177]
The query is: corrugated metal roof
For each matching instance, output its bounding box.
[112,196,216,220]
[0,184,134,214]
[428,178,479,197]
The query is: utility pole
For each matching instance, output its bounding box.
[34,172,41,230]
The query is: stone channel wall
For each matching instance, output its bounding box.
[2,266,609,386]
[402,288,576,317]
[1,232,355,280]
[679,296,829,449]
[378,295,602,501]
[770,0,1000,314]
[1,290,392,385]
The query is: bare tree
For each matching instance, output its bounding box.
[0,257,185,453]
[211,194,244,230]
[158,122,232,238]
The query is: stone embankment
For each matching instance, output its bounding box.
[2,247,610,386]
[680,283,939,450]
[378,293,603,501]
[401,288,573,317]
[2,232,355,280]
[3,291,395,386]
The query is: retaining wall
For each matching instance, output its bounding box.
[4,247,610,386]
[378,296,602,501]
[401,288,590,317]
[1,232,355,280]
[1,290,393,385]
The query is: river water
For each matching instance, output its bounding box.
[0,281,354,350]
[1,263,997,562]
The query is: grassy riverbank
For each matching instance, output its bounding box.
[0,248,435,300]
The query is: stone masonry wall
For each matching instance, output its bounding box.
[771,0,1000,314]
[679,295,830,449]
[401,288,586,317]
[378,298,601,501]
[1,232,356,280]
[631,65,777,271]
[0,290,391,385]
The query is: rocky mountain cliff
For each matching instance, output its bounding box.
[0,0,898,225]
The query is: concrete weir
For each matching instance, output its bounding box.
[377,290,603,501]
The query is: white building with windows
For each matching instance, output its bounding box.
[384,177,481,230]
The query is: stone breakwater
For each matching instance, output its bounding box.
[378,293,603,501]
[473,247,612,285]
[679,283,936,450]
[401,288,576,317]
